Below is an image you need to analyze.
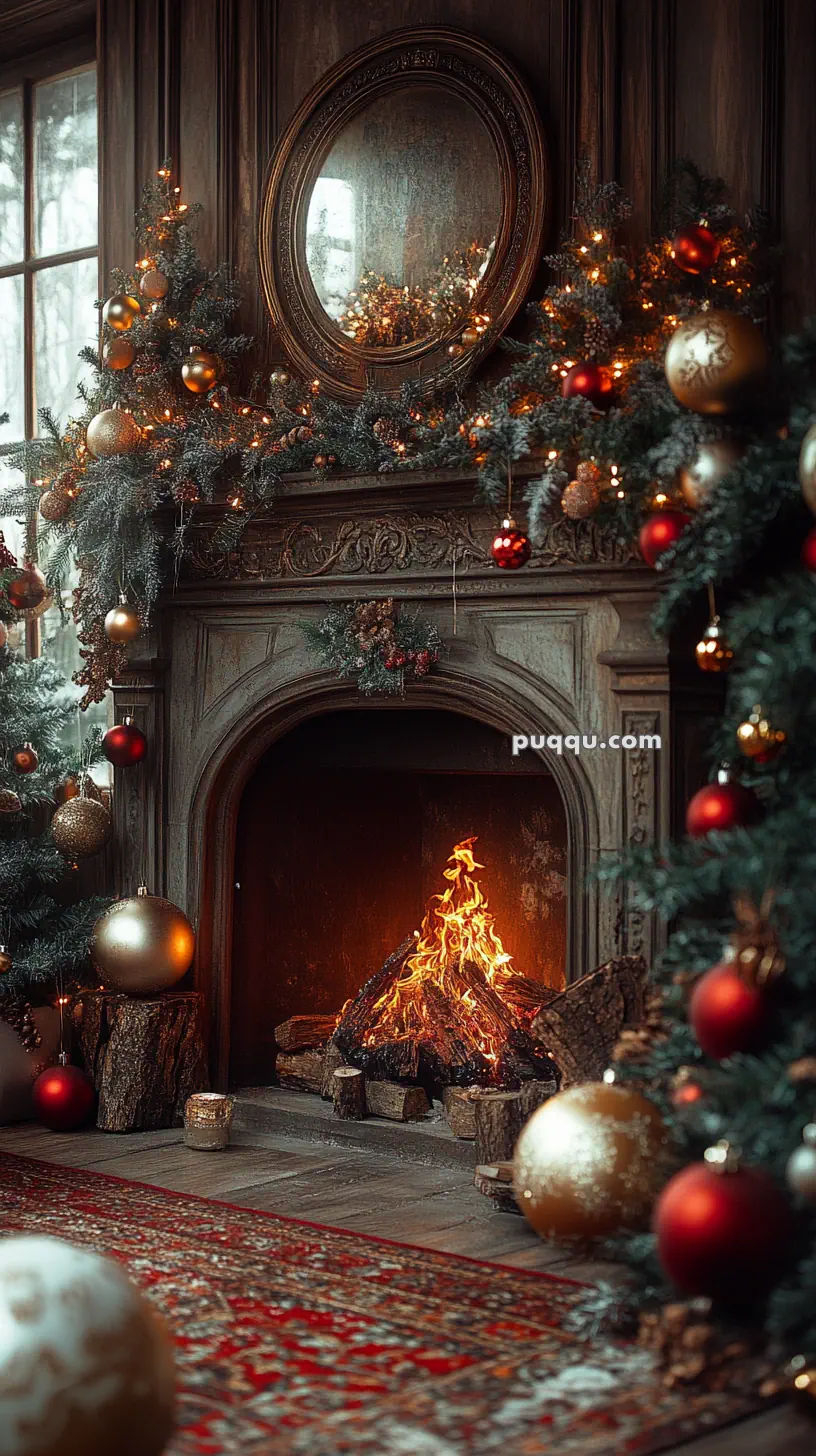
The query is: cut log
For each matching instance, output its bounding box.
[276,1048,326,1094]
[274,1014,338,1053]
[365,1080,429,1122]
[530,955,648,1087]
[442,1085,485,1139]
[474,1162,520,1213]
[474,1090,528,1164]
[74,991,208,1133]
[321,1041,345,1099]
[333,1066,366,1120]
[518,1078,557,1119]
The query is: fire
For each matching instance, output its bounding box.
[362,838,514,1061]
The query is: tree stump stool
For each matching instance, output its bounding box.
[74,991,209,1132]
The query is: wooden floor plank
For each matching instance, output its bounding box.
[0,1123,808,1454]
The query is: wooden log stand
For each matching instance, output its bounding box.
[74,991,208,1133]
[333,1066,366,1120]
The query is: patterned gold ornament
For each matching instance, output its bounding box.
[104,335,137,371]
[181,348,220,394]
[665,310,768,415]
[0,1235,176,1456]
[104,595,141,646]
[736,705,786,761]
[799,422,816,514]
[695,616,733,672]
[139,268,169,301]
[51,797,112,858]
[102,293,141,331]
[678,438,745,508]
[0,788,22,814]
[38,486,73,522]
[514,1082,669,1242]
[561,478,600,519]
[86,408,141,458]
[92,886,195,994]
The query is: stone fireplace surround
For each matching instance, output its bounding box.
[111,466,672,1089]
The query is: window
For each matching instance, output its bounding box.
[0,62,98,667]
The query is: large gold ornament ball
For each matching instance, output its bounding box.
[104,598,141,646]
[51,798,112,859]
[664,309,768,415]
[102,293,141,331]
[181,349,220,394]
[678,438,745,508]
[514,1082,669,1243]
[104,336,136,371]
[139,268,169,301]
[39,487,73,523]
[799,422,816,515]
[86,408,141,459]
[561,478,600,519]
[0,1235,175,1456]
[92,888,195,994]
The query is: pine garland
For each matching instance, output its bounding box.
[303,599,441,696]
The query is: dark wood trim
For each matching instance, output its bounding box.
[97,0,136,282]
[159,0,181,169]
[760,0,784,227]
[0,244,97,281]
[650,0,676,230]
[0,0,94,65]
[560,0,580,218]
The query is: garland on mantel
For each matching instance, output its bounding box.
[0,159,773,702]
[303,599,442,696]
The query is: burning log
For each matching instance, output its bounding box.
[365,1080,429,1122]
[275,1014,338,1053]
[491,968,559,1024]
[333,1066,366,1120]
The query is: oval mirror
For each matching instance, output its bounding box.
[260,27,549,402]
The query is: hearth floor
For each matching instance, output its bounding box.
[0,1121,808,1454]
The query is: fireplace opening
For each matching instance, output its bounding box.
[230,707,568,1088]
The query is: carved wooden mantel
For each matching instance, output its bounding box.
[120,467,670,1088]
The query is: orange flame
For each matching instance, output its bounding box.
[362,838,514,1061]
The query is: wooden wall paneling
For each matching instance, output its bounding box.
[177,0,218,267]
[230,0,278,352]
[781,1,816,322]
[97,0,137,280]
[0,0,94,61]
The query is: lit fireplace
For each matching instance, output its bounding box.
[333,838,559,1094]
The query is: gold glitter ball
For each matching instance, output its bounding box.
[513,1082,669,1242]
[51,798,112,859]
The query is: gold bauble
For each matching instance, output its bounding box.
[92,887,195,994]
[799,422,816,514]
[86,408,141,458]
[104,597,141,646]
[513,1082,669,1242]
[461,325,480,347]
[51,798,112,858]
[102,293,141,331]
[39,487,73,522]
[181,349,220,394]
[104,336,137,371]
[270,366,291,388]
[664,309,768,415]
[0,1235,176,1456]
[678,438,745,508]
[447,341,464,358]
[0,789,22,814]
[736,706,786,760]
[139,268,169,301]
[561,478,600,519]
[695,615,734,672]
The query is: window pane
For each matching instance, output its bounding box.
[0,88,24,265]
[34,68,97,256]
[34,255,97,425]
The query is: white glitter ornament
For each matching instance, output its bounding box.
[0,1235,175,1456]
[513,1082,669,1242]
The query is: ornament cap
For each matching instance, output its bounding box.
[137,884,150,897]
[501,516,517,530]
[58,1050,69,1066]
[704,1139,741,1174]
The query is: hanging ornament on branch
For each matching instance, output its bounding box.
[678,438,745,509]
[798,421,816,513]
[561,473,601,519]
[688,954,768,1060]
[32,1054,96,1132]
[102,293,141,331]
[181,347,221,394]
[670,222,721,275]
[6,563,48,612]
[51,796,112,859]
[491,465,531,570]
[102,717,147,768]
[104,595,141,646]
[38,485,74,523]
[0,946,12,976]
[638,510,691,568]
[654,1142,793,1303]
[736,705,786,762]
[695,585,733,672]
[802,528,816,572]
[562,361,614,408]
[139,267,169,301]
[86,407,141,458]
[664,309,768,415]
[0,789,22,815]
[103,335,136,371]
[685,770,762,838]
[12,743,38,774]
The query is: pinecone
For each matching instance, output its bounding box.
[0,990,42,1053]
[583,318,612,357]
[173,479,200,505]
[372,417,400,449]
[611,987,668,1067]
[638,1300,768,1392]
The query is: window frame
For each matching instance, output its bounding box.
[0,38,98,655]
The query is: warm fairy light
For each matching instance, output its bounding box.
[616,488,625,499]
[610,465,619,476]
[160,458,172,469]
[730,257,737,267]
[311,379,320,393]
[163,409,172,420]
[474,415,489,428]
[358,838,517,1065]
[579,246,588,254]
[174,187,181,194]
[590,268,600,281]
[592,231,603,242]
[262,415,270,424]
[228,492,243,510]
[240,406,251,415]
[157,168,170,178]
[249,438,261,448]
[654,491,668,506]
[547,449,558,460]
[211,399,221,409]
[137,257,152,269]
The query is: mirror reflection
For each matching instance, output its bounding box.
[306,88,500,348]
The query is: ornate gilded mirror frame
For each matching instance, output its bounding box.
[258,27,550,403]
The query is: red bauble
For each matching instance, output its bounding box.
[32,1061,96,1131]
[103,718,147,767]
[654,1161,792,1303]
[689,958,767,1059]
[802,527,816,572]
[562,361,614,409]
[638,510,691,568]
[685,779,762,838]
[671,223,721,275]
[491,518,532,570]
[6,563,47,612]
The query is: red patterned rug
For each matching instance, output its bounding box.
[0,1152,757,1454]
